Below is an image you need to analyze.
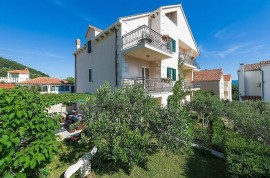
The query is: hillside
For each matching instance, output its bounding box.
[0,57,49,79]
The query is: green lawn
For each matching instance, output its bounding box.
[46,142,226,178]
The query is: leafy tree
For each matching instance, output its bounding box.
[81,82,193,174]
[232,84,239,101]
[188,91,224,128]
[0,87,60,177]
[225,101,270,145]
[81,82,159,173]
[64,77,75,84]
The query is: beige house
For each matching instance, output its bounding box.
[193,69,232,101]
[238,61,270,102]
[18,77,74,94]
[74,4,200,106]
[0,68,30,83]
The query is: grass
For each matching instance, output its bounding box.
[46,142,226,178]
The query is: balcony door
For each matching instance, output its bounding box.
[142,67,150,79]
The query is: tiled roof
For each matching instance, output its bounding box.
[193,69,223,82]
[223,74,231,81]
[244,60,270,71]
[19,77,69,85]
[0,83,15,89]
[8,68,29,74]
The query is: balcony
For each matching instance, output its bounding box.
[122,77,173,94]
[179,53,199,69]
[122,25,175,61]
[0,77,19,83]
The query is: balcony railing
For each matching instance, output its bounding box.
[0,77,19,83]
[122,25,175,54]
[179,53,199,68]
[122,77,174,94]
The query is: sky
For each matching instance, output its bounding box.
[0,0,270,79]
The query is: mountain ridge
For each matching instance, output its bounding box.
[0,57,49,79]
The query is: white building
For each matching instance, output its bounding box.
[238,61,270,102]
[193,69,232,101]
[0,68,30,83]
[74,4,200,106]
[19,77,74,94]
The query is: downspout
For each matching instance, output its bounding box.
[114,27,118,87]
[74,53,77,93]
[260,68,264,100]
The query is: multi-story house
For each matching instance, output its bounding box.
[74,4,200,106]
[0,68,29,83]
[238,61,270,102]
[193,69,232,101]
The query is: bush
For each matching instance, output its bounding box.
[211,119,225,152]
[225,101,270,145]
[81,83,159,174]
[225,132,270,178]
[81,82,193,174]
[0,88,60,177]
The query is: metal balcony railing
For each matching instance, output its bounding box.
[122,25,175,54]
[0,77,19,83]
[122,77,174,94]
[179,52,199,68]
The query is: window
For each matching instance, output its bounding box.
[87,40,92,53]
[51,86,60,91]
[167,67,176,81]
[89,69,92,82]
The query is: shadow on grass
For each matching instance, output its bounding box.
[183,148,227,178]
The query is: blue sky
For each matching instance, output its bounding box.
[0,0,270,79]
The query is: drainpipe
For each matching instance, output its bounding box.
[114,26,118,87]
[74,54,77,93]
[260,68,264,100]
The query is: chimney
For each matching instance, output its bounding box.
[76,39,81,49]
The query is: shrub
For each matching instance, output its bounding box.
[225,132,270,177]
[211,119,225,152]
[0,88,60,177]
[81,82,193,174]
[81,83,159,174]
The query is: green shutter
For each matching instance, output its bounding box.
[89,69,92,82]
[167,67,171,78]
[172,39,176,52]
[173,69,176,81]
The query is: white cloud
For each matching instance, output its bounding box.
[214,28,227,39]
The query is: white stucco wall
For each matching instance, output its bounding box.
[121,15,149,36]
[76,32,116,93]
[244,71,261,96]
[262,65,270,102]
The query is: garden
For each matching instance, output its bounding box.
[0,83,269,178]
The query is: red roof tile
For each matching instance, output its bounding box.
[19,77,69,85]
[0,83,15,89]
[8,68,29,74]
[244,60,270,71]
[193,69,223,82]
[223,74,231,81]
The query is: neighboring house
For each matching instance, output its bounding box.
[193,69,232,101]
[223,74,232,101]
[238,61,270,102]
[0,83,15,89]
[74,4,200,106]
[0,68,29,83]
[18,77,74,94]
